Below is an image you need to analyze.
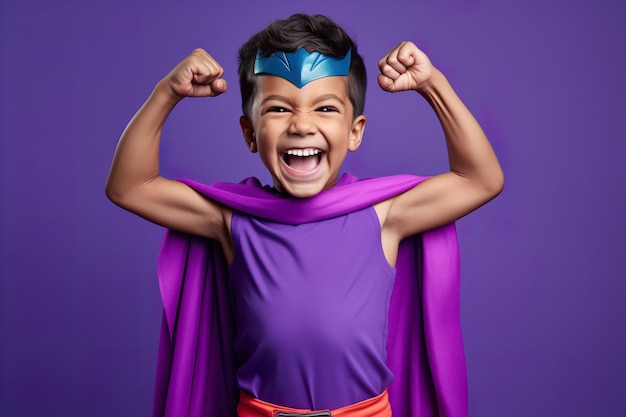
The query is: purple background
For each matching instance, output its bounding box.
[1,0,625,416]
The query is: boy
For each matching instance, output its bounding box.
[106,13,503,417]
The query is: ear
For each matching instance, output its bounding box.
[239,116,257,153]
[348,115,366,152]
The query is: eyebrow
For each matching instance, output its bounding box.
[315,94,346,105]
[260,94,346,106]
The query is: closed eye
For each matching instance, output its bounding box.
[267,106,289,113]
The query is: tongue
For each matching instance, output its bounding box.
[287,155,318,172]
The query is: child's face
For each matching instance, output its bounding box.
[243,75,366,198]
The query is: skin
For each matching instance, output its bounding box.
[239,75,366,198]
[106,42,503,266]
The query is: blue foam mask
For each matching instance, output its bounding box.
[253,48,351,88]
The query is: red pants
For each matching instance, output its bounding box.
[237,389,392,417]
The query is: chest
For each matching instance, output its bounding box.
[228,207,395,319]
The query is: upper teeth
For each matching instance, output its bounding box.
[286,149,321,157]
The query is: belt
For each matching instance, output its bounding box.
[237,389,392,417]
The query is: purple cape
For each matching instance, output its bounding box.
[154,174,467,417]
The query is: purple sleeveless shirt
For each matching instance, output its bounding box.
[229,206,395,410]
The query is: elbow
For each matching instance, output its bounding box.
[105,175,158,211]
[104,177,128,207]
[485,168,505,199]
[104,182,122,206]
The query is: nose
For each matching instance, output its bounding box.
[288,111,317,136]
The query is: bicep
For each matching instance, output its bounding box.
[109,176,228,240]
[385,171,500,239]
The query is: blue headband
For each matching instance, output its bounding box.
[253,48,351,88]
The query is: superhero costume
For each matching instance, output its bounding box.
[230,204,395,409]
[153,174,467,417]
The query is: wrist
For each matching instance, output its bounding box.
[153,79,184,108]
[415,68,449,98]
[415,68,442,92]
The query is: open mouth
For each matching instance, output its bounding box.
[282,148,323,172]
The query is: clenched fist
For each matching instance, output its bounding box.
[162,48,227,100]
[378,41,434,93]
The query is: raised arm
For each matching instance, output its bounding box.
[376,42,504,250]
[105,49,232,245]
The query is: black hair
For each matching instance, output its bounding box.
[238,14,367,119]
